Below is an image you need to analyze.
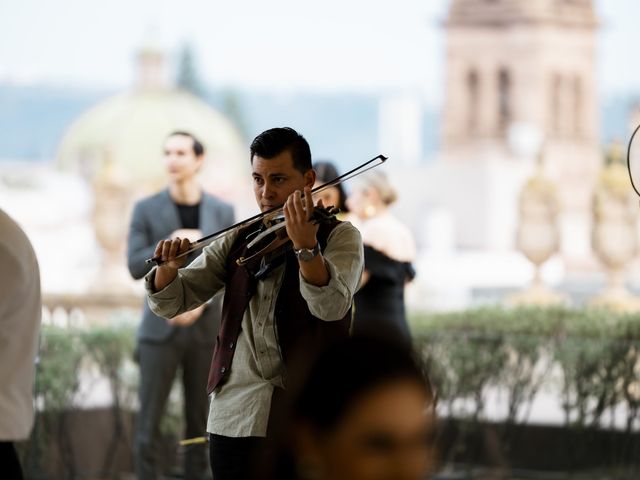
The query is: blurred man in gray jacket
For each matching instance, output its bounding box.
[127,131,234,480]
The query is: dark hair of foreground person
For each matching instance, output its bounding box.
[253,334,436,480]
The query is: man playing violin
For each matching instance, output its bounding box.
[145,127,364,480]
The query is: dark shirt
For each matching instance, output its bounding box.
[175,202,201,229]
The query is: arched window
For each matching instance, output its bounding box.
[551,74,562,136]
[572,75,583,137]
[498,68,511,134]
[467,69,479,134]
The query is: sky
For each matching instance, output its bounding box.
[0,0,638,103]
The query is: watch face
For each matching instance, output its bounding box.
[297,248,315,262]
[296,244,319,261]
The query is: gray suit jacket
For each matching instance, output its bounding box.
[127,189,235,344]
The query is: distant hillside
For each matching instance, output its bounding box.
[0,83,440,167]
[0,85,114,161]
[600,92,640,144]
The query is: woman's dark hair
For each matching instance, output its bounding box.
[253,335,433,480]
[250,127,312,174]
[313,161,349,212]
[294,335,431,432]
[167,130,205,156]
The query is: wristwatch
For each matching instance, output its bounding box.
[294,243,321,262]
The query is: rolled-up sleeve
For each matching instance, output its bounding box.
[144,232,236,319]
[299,222,364,320]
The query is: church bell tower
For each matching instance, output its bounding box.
[439,0,600,264]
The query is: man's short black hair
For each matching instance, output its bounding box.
[250,127,312,174]
[167,131,205,157]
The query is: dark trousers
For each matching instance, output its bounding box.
[209,434,266,480]
[0,442,24,480]
[135,329,213,480]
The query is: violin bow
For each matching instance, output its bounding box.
[627,123,640,200]
[145,154,388,266]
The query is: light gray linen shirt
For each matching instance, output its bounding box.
[145,221,363,437]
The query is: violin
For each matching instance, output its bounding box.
[145,154,387,267]
[235,204,341,269]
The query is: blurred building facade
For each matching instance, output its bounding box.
[440,0,599,258]
[397,0,608,309]
[3,0,637,311]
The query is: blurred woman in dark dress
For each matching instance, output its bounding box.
[347,171,416,344]
[312,161,349,219]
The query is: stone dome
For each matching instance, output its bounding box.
[56,49,248,197]
[57,89,246,194]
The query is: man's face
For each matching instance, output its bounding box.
[164,134,202,183]
[251,150,315,212]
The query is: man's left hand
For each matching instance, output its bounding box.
[283,187,321,249]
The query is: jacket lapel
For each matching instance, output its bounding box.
[199,194,219,236]
[158,189,182,237]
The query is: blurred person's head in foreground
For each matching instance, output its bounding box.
[347,170,397,221]
[313,161,349,214]
[256,334,436,480]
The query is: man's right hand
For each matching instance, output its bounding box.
[152,237,192,291]
[170,228,202,243]
[154,237,192,269]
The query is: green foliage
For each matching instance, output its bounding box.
[412,306,640,421]
[81,323,138,409]
[36,321,137,410]
[411,306,640,469]
[176,43,205,98]
[29,306,640,474]
[27,320,139,478]
[36,325,86,411]
[221,89,248,141]
[34,318,187,442]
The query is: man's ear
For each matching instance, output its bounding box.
[195,154,205,172]
[305,169,317,188]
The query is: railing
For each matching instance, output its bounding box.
[42,291,143,328]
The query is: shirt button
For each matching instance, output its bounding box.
[221,367,226,373]
[229,342,234,349]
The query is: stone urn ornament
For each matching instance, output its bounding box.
[508,157,567,306]
[92,154,135,292]
[590,138,640,310]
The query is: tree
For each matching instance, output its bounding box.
[176,43,205,98]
